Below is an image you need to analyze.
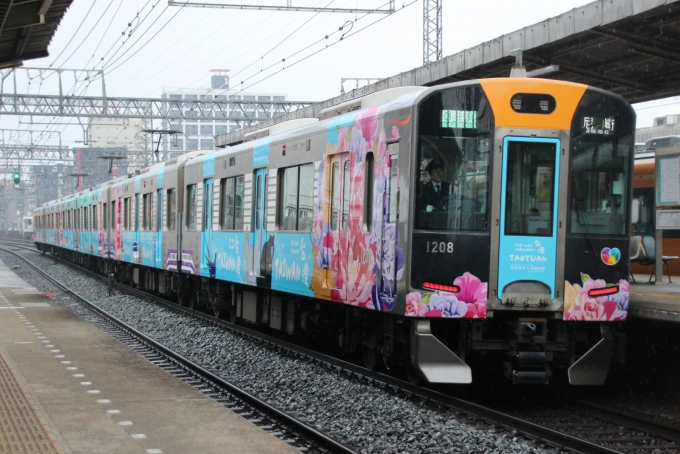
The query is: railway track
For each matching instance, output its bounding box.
[3,241,680,454]
[0,243,354,454]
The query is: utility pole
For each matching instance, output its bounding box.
[423,0,442,65]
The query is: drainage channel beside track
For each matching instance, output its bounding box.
[4,243,680,454]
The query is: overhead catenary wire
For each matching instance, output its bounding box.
[93,0,159,71]
[108,9,214,93]
[104,4,185,75]
[89,0,126,70]
[131,0,354,97]
[225,0,337,83]
[48,1,99,68]
[233,0,417,95]
[151,0,388,98]
[56,0,117,69]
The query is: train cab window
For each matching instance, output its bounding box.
[569,90,634,236]
[278,164,313,231]
[186,184,197,231]
[504,141,556,237]
[167,189,176,231]
[219,176,244,230]
[415,85,493,231]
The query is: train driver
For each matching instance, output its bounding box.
[418,158,451,213]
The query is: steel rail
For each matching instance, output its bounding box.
[0,244,357,454]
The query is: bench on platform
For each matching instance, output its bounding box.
[630,235,679,283]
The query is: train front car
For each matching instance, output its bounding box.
[405,79,634,385]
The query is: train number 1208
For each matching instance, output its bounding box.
[426,241,454,253]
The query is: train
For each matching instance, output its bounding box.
[632,136,680,276]
[33,77,634,385]
[21,215,34,240]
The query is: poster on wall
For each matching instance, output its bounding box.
[657,155,680,206]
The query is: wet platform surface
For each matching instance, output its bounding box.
[0,261,298,453]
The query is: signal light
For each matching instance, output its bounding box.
[12,172,19,184]
[422,282,460,293]
[587,285,619,297]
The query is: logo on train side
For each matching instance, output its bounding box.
[600,247,620,265]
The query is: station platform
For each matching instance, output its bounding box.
[0,258,298,454]
[630,273,680,323]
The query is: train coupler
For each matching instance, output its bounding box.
[504,351,551,384]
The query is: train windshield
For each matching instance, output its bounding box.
[415,85,494,231]
[569,90,635,236]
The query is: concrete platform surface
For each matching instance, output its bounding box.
[630,273,680,322]
[0,286,299,454]
[0,257,33,288]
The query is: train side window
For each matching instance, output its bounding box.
[331,163,340,230]
[93,205,98,231]
[124,197,130,230]
[220,177,234,230]
[186,184,197,231]
[388,152,399,223]
[364,152,374,232]
[135,194,140,231]
[156,191,162,232]
[103,203,107,229]
[235,176,244,231]
[279,167,298,230]
[143,193,152,231]
[111,202,116,231]
[277,164,313,231]
[342,161,350,230]
[166,189,176,231]
[85,207,89,230]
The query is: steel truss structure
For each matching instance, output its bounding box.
[423,0,441,65]
[0,93,315,123]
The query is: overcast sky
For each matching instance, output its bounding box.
[0,0,675,147]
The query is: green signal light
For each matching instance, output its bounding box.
[12,172,20,184]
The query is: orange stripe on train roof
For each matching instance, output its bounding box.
[478,78,587,130]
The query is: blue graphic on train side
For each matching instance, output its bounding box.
[271,233,314,297]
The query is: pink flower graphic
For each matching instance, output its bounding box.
[405,292,427,317]
[454,272,488,304]
[564,274,628,321]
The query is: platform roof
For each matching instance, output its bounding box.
[217,0,680,147]
[0,0,73,69]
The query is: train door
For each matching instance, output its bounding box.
[497,137,560,303]
[325,153,350,292]
[201,178,215,277]
[134,193,140,263]
[378,146,399,306]
[155,189,163,268]
[251,168,268,278]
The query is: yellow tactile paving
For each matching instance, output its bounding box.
[0,349,65,454]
